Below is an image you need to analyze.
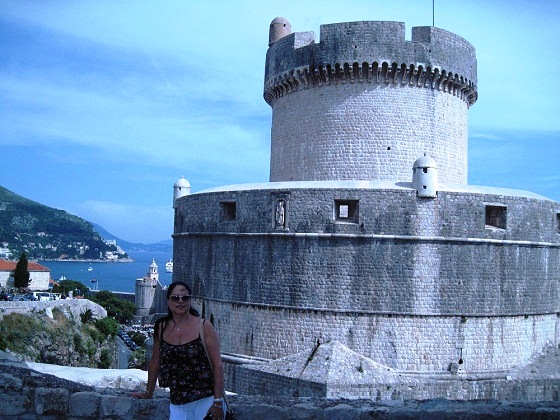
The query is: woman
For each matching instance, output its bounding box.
[132,281,225,420]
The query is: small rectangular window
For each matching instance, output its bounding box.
[485,205,507,229]
[221,202,236,221]
[334,199,359,223]
[556,213,560,234]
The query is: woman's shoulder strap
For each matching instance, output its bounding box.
[199,317,205,339]
[198,317,213,370]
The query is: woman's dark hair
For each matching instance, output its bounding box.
[154,281,199,341]
[166,281,199,316]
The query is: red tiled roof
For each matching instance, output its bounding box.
[0,259,50,272]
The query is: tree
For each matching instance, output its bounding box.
[98,348,113,369]
[13,252,30,289]
[92,291,136,324]
[80,309,94,324]
[52,279,89,297]
[94,317,118,337]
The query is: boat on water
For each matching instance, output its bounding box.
[87,265,93,272]
[165,259,173,273]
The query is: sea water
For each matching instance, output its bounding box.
[40,250,173,294]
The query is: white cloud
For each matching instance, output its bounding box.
[2,0,559,242]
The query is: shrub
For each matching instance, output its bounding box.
[0,313,42,353]
[80,308,94,324]
[98,348,112,369]
[73,333,84,353]
[87,324,105,343]
[128,348,147,369]
[128,331,148,347]
[91,291,136,323]
[84,340,96,356]
[94,317,118,337]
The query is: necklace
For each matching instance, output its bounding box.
[173,319,189,331]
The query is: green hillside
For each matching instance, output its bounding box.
[0,186,128,261]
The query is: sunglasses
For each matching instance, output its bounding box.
[169,295,191,302]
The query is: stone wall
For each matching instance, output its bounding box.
[176,184,560,242]
[269,76,469,184]
[172,184,560,375]
[0,267,50,291]
[0,298,107,320]
[230,363,560,402]
[2,358,559,419]
[210,306,559,373]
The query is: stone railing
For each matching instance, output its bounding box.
[0,299,107,320]
[2,356,559,419]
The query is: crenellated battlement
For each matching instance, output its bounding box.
[264,21,477,106]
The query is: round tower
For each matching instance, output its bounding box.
[264,20,477,184]
[172,17,560,400]
[173,176,191,209]
[135,258,159,317]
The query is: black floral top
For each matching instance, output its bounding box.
[159,334,214,405]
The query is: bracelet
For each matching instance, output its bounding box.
[213,398,224,402]
[212,403,223,408]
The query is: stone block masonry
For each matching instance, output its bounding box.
[265,22,477,184]
[270,84,468,183]
[173,183,560,376]
[1,353,560,418]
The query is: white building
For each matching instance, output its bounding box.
[0,259,51,290]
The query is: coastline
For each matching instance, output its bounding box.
[37,258,135,263]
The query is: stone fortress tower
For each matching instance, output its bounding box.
[134,258,166,323]
[172,18,560,399]
[265,18,476,185]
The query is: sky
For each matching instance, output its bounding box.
[1,0,559,244]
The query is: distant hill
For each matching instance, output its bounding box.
[0,185,134,261]
[92,223,172,253]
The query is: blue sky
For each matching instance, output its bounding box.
[1,1,559,244]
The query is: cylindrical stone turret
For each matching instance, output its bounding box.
[264,21,477,184]
[173,176,191,209]
[413,154,438,198]
[268,17,291,46]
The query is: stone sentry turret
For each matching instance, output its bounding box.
[265,18,477,184]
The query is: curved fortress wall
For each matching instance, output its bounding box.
[265,22,477,184]
[173,185,560,373]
